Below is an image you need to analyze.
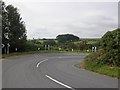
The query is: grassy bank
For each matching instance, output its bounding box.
[81,62,119,78]
[81,52,120,78]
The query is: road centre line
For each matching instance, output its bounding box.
[36,59,48,68]
[36,58,75,90]
[45,75,75,90]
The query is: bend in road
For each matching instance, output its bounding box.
[2,53,118,89]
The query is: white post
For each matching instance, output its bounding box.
[45,45,47,50]
[7,47,9,54]
[92,47,94,52]
[7,43,10,54]
[94,47,97,52]
[72,49,73,51]
[38,48,40,51]
[48,45,50,50]
[15,48,18,52]
[4,47,6,54]
[59,48,61,51]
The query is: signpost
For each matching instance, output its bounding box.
[4,33,9,39]
[2,44,6,54]
[2,44,5,48]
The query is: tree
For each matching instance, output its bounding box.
[0,16,1,43]
[6,5,27,52]
[85,28,119,67]
[56,34,79,43]
[101,29,119,51]
[2,2,27,53]
[1,1,10,54]
[93,29,119,66]
[100,29,119,66]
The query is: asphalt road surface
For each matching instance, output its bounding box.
[2,53,118,89]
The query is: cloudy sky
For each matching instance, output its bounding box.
[4,0,118,39]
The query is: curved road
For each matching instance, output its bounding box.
[2,53,118,89]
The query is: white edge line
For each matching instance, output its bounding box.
[36,59,48,68]
[45,75,75,90]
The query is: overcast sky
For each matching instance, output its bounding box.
[4,0,118,39]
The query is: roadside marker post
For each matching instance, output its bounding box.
[45,45,47,50]
[7,43,10,54]
[48,45,50,50]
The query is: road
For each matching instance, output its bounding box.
[2,53,118,89]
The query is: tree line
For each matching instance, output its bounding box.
[26,34,98,52]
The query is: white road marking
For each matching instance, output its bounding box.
[36,59,48,68]
[45,75,75,90]
[37,58,75,89]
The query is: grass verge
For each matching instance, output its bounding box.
[2,50,66,58]
[80,58,120,78]
[2,50,88,58]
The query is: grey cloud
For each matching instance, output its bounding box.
[4,1,118,39]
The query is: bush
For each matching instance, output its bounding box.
[84,28,119,69]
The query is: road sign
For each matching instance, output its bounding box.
[4,33,9,39]
[7,43,10,47]
[2,44,5,48]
